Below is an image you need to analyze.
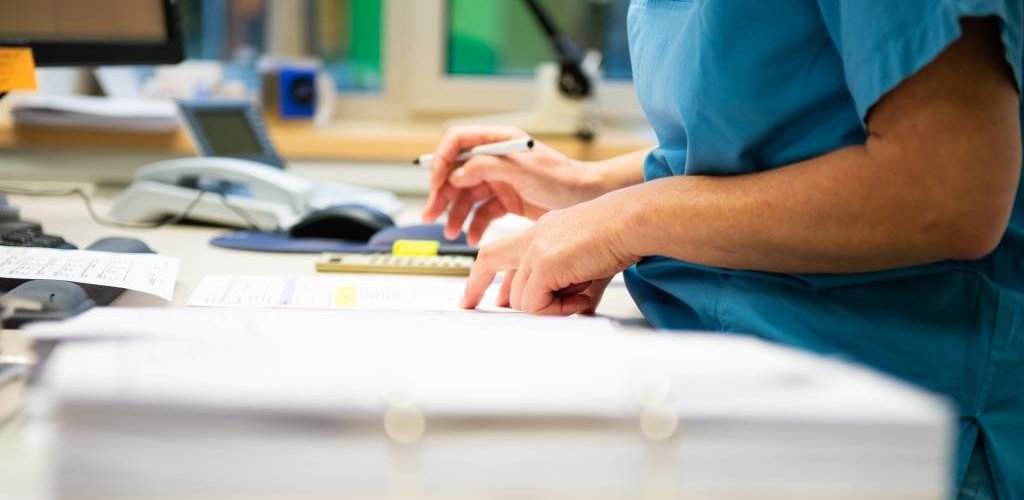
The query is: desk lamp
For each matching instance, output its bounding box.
[448,0,603,139]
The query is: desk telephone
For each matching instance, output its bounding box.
[109,101,401,230]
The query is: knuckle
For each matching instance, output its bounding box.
[477,245,498,264]
[533,251,556,270]
[530,243,561,265]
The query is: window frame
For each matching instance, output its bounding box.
[265,0,644,121]
[328,0,413,120]
[400,0,642,121]
[263,0,406,119]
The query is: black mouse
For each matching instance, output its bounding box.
[289,204,396,242]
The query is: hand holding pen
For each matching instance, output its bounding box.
[420,126,606,244]
[414,138,535,168]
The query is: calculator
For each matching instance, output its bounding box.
[316,253,475,276]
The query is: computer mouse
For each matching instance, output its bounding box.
[289,204,396,242]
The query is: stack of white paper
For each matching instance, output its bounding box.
[0,247,179,301]
[30,308,953,500]
[11,95,179,132]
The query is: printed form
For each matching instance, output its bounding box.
[0,247,179,300]
[188,274,504,312]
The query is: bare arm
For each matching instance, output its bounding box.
[586,148,649,195]
[461,18,1022,314]
[622,18,1021,273]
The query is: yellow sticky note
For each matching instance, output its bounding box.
[0,48,38,92]
[392,239,440,257]
[335,286,358,307]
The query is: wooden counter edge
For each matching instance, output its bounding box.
[0,120,655,163]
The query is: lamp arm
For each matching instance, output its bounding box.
[519,0,593,99]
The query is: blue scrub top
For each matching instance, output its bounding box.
[622,0,1023,497]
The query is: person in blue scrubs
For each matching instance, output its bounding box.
[423,1,1022,497]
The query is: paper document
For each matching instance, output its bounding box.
[10,95,179,132]
[33,308,953,500]
[187,274,502,312]
[33,307,951,424]
[0,247,179,300]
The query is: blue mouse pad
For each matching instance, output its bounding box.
[210,224,477,255]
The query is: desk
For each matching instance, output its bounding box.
[0,191,645,317]
[0,118,657,163]
[0,188,950,500]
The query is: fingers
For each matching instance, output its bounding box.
[544,294,595,316]
[422,183,458,223]
[509,266,531,310]
[464,239,600,316]
[461,262,499,310]
[444,184,491,240]
[467,197,509,245]
[555,282,592,297]
[424,126,527,224]
[461,237,522,309]
[430,126,528,191]
[496,269,515,307]
[522,270,595,316]
[581,277,613,315]
[520,267,554,314]
[449,155,517,189]
[439,155,521,231]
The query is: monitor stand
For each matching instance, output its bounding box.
[0,194,20,223]
[0,95,15,223]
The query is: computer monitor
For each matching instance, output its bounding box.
[0,0,183,66]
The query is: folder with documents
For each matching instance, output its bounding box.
[28,307,954,500]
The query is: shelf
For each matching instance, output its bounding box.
[0,118,654,163]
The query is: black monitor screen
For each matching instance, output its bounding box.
[0,0,182,66]
[0,0,166,42]
[193,110,265,158]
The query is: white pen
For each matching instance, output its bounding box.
[413,138,535,168]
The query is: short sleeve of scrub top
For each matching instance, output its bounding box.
[623,0,1023,497]
[815,0,1022,121]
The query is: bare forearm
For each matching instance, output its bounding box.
[583,148,649,197]
[621,140,1019,274]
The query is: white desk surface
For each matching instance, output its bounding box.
[0,190,646,319]
[0,189,949,500]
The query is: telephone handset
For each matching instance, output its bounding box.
[109,101,401,230]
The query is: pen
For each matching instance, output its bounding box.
[413,138,535,168]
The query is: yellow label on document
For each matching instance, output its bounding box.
[335,286,358,307]
[0,48,38,92]
[392,239,440,256]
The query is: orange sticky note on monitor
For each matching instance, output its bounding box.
[0,48,38,92]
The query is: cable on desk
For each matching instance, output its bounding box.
[214,192,273,231]
[0,185,275,232]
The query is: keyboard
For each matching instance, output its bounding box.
[0,221,76,249]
